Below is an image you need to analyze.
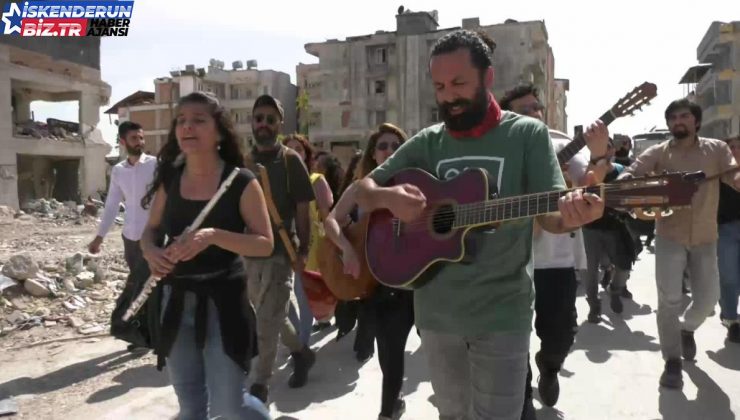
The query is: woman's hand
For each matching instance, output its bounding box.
[167,228,216,262]
[340,243,361,279]
[143,246,177,279]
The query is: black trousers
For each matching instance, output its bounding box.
[122,234,144,273]
[373,288,414,417]
[524,268,578,401]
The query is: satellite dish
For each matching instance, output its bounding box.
[397,5,404,14]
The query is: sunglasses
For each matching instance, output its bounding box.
[254,114,278,125]
[376,141,400,152]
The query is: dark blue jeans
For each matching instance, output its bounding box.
[718,221,740,321]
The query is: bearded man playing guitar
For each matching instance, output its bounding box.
[355,30,606,420]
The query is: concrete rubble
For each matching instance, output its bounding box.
[14,118,83,142]
[0,215,130,342]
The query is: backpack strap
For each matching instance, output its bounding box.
[256,163,298,264]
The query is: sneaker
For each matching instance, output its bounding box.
[659,359,683,389]
[249,383,269,404]
[126,343,148,354]
[727,322,740,343]
[681,330,696,361]
[521,396,537,420]
[378,398,406,420]
[356,348,374,363]
[610,292,623,314]
[288,346,316,388]
[312,321,332,332]
[535,352,560,407]
[587,301,601,324]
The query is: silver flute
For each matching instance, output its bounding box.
[122,167,241,322]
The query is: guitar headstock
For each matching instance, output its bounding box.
[611,82,658,118]
[598,171,700,213]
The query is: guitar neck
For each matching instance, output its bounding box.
[451,185,603,229]
[556,109,616,165]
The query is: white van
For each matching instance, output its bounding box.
[632,129,672,158]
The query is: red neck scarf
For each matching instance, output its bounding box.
[446,92,503,139]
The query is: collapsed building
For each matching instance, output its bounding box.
[0,34,111,209]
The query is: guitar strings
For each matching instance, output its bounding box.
[392,182,666,230]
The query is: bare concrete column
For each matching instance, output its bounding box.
[14,93,32,123]
[79,91,100,131]
[0,47,20,208]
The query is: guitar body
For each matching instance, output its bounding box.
[317,215,377,300]
[366,168,490,289]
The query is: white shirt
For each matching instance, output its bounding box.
[533,135,588,270]
[97,154,157,241]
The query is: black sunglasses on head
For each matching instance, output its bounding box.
[376,141,400,152]
[254,114,278,125]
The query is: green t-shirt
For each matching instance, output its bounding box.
[369,112,566,335]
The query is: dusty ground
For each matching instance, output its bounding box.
[0,212,146,418]
[1,214,738,419]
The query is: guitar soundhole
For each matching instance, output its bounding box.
[432,204,455,234]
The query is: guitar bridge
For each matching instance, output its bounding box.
[392,218,402,252]
[392,218,402,237]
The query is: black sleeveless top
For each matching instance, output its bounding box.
[161,166,255,275]
[156,165,258,372]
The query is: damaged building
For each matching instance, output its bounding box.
[0,34,111,209]
[299,9,568,166]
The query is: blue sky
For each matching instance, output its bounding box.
[30,0,735,147]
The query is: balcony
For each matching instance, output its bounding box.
[697,22,723,62]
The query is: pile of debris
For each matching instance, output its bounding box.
[18,198,107,221]
[14,118,82,142]
[0,251,129,340]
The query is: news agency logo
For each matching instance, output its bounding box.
[1,1,134,37]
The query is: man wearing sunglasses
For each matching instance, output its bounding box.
[245,95,317,403]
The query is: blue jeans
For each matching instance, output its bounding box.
[718,221,740,321]
[289,271,314,346]
[420,329,530,420]
[163,289,247,420]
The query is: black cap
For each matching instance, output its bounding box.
[253,95,284,121]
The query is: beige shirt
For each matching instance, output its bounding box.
[622,137,737,246]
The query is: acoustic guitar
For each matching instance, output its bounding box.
[316,214,377,300]
[365,169,703,289]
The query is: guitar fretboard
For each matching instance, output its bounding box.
[451,186,602,228]
[556,110,616,165]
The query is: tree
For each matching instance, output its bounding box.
[296,90,310,135]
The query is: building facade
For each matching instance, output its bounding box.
[299,10,566,166]
[0,36,111,209]
[107,60,297,155]
[680,21,740,140]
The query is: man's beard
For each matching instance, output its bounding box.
[254,127,277,147]
[125,143,143,156]
[439,85,489,132]
[671,124,690,140]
